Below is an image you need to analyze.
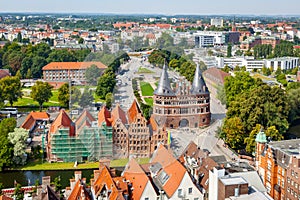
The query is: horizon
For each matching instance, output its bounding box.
[1,0,300,16]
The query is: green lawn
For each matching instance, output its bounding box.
[13,97,60,108]
[252,73,276,81]
[49,90,59,102]
[140,81,154,96]
[19,158,150,170]
[137,67,154,74]
[144,98,154,106]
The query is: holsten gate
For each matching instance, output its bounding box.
[152,64,211,129]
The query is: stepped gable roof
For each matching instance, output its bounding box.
[153,64,175,96]
[93,166,125,200]
[203,67,230,85]
[148,115,158,132]
[127,100,141,124]
[21,111,50,130]
[75,109,96,133]
[42,62,107,71]
[49,109,74,135]
[191,64,209,94]
[111,104,127,125]
[122,158,149,200]
[98,106,112,126]
[67,180,91,200]
[150,144,186,198]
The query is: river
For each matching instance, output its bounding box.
[0,169,94,188]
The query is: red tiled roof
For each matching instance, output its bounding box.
[67,180,91,200]
[0,69,10,79]
[203,67,230,85]
[93,166,126,200]
[21,111,50,130]
[42,62,107,71]
[127,100,141,124]
[98,106,112,126]
[75,109,96,133]
[49,109,74,135]
[123,159,149,200]
[111,104,127,125]
[0,195,13,200]
[151,145,186,198]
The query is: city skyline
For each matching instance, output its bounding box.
[1,0,300,15]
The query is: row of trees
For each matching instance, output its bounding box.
[252,41,296,59]
[148,49,197,82]
[0,42,91,77]
[220,71,300,154]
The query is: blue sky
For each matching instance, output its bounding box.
[1,0,299,15]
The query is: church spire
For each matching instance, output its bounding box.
[191,64,208,94]
[154,62,175,96]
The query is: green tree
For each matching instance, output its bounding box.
[96,70,116,99]
[227,43,232,57]
[105,93,113,109]
[244,124,262,154]
[31,56,47,78]
[199,61,207,71]
[8,128,29,165]
[85,64,102,86]
[14,183,24,200]
[58,83,70,108]
[17,32,22,43]
[222,65,230,73]
[79,87,93,108]
[26,69,32,79]
[287,88,300,122]
[216,85,226,105]
[222,117,245,149]
[0,118,16,171]
[31,81,53,111]
[78,37,84,44]
[0,76,22,106]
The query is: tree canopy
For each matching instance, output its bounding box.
[31,81,53,111]
[0,76,22,106]
[8,128,29,165]
[85,64,102,86]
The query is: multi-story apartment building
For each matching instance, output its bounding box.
[217,56,299,71]
[42,61,107,87]
[152,64,211,129]
[240,36,280,50]
[256,130,300,200]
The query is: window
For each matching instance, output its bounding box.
[178,189,183,197]
[145,198,149,200]
[188,187,192,194]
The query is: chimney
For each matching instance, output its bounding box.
[75,171,82,182]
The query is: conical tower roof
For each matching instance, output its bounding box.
[191,64,208,94]
[154,63,175,96]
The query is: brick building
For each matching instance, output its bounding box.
[240,36,280,50]
[42,62,107,88]
[99,102,168,159]
[256,130,300,200]
[152,64,211,129]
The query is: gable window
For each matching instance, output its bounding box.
[188,187,193,194]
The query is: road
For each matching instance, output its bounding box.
[113,57,237,161]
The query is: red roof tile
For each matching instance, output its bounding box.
[111,104,127,125]
[123,159,149,200]
[127,100,141,124]
[98,106,112,126]
[0,69,10,79]
[42,62,107,71]
[21,111,50,130]
[49,109,74,135]
[203,67,230,85]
